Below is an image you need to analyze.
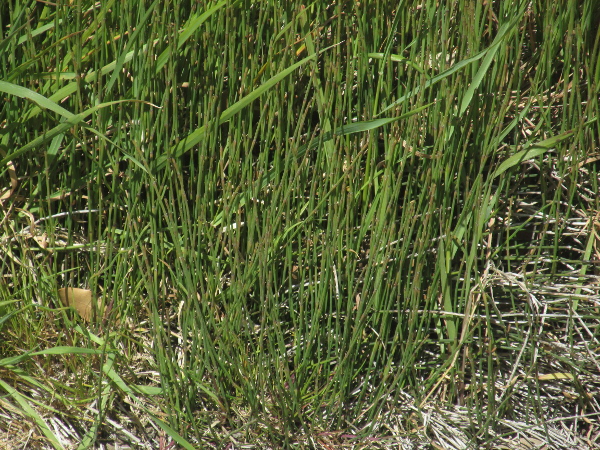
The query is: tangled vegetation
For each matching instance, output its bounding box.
[1,1,599,448]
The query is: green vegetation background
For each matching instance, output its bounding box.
[1,0,599,448]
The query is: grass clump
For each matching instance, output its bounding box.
[1,0,599,448]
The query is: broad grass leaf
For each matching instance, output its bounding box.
[104,0,160,94]
[377,4,527,118]
[0,99,153,167]
[367,52,429,76]
[154,0,229,73]
[0,379,64,450]
[32,347,105,355]
[159,45,337,171]
[210,102,433,228]
[458,5,527,117]
[492,130,575,179]
[0,80,76,119]
[101,353,196,450]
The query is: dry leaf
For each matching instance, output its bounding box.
[0,155,17,201]
[537,372,574,381]
[58,287,104,322]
